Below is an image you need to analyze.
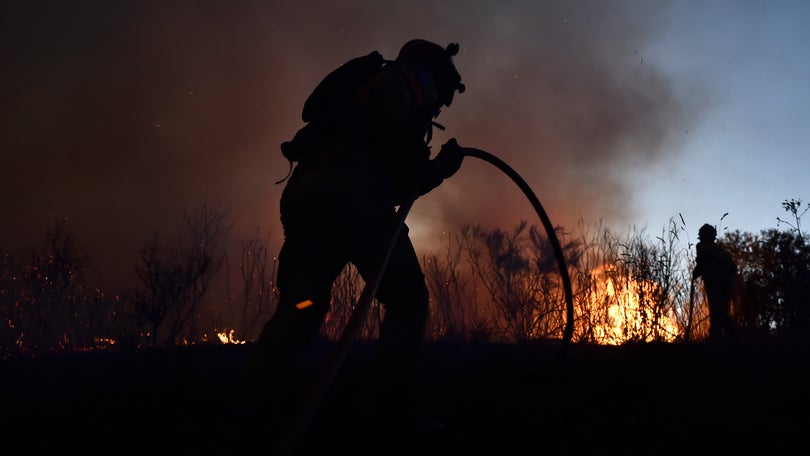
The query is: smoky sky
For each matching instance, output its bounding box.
[1,0,695,287]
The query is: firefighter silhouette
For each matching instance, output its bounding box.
[240,39,467,441]
[693,223,737,341]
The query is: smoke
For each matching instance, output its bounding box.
[407,0,692,249]
[0,1,695,286]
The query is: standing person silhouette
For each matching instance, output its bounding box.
[240,39,467,441]
[692,223,737,341]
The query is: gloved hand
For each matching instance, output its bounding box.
[433,138,464,179]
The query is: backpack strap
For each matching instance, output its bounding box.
[275,145,295,184]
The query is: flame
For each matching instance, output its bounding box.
[216,328,246,344]
[587,265,681,345]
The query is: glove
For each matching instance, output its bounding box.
[433,138,464,179]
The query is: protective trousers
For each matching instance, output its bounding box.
[706,285,734,340]
[246,217,430,418]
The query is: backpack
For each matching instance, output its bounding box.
[276,50,390,183]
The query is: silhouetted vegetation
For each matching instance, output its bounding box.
[2,199,809,359]
[131,201,231,348]
[0,218,124,357]
[223,228,279,342]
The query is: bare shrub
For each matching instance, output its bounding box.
[526,224,580,341]
[617,220,691,343]
[567,217,695,344]
[462,221,569,343]
[0,219,128,357]
[321,264,381,340]
[132,201,231,347]
[569,219,619,344]
[224,229,279,341]
[423,231,490,342]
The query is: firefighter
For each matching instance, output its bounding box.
[241,39,467,441]
[692,223,737,341]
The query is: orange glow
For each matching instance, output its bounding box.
[295,299,314,310]
[216,329,245,344]
[587,265,681,345]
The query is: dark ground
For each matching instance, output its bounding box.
[2,338,808,455]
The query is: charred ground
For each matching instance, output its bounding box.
[2,339,808,455]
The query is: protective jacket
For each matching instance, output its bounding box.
[693,240,736,292]
[279,58,448,237]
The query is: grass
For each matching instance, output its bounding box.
[2,338,808,455]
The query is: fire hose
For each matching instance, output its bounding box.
[272,146,575,456]
[461,147,575,356]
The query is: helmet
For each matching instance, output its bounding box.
[396,39,465,107]
[698,224,717,241]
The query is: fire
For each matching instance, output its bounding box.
[586,265,681,345]
[216,328,246,344]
